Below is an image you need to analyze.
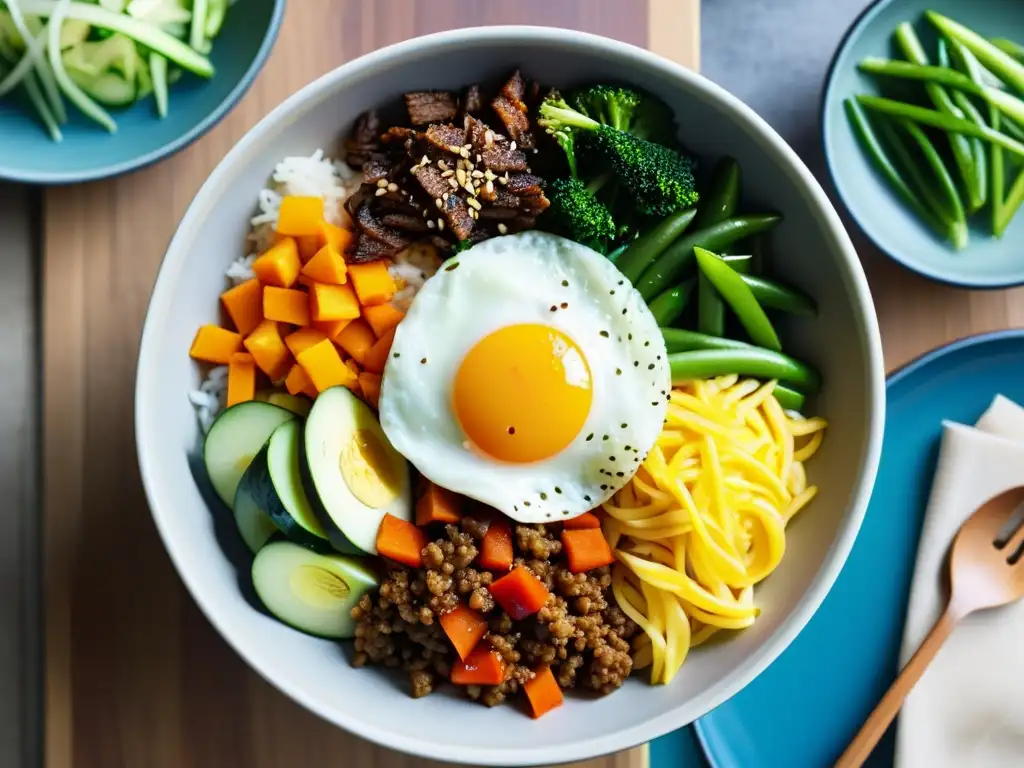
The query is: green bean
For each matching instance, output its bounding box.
[23,69,62,142]
[693,158,740,336]
[844,99,949,240]
[635,214,782,302]
[991,38,1024,64]
[997,171,1024,237]
[723,254,752,274]
[662,328,750,353]
[615,209,696,282]
[668,349,821,392]
[857,57,983,97]
[899,119,968,249]
[856,95,1024,158]
[927,12,1024,93]
[1001,115,1024,142]
[894,23,982,213]
[697,274,724,336]
[693,247,781,351]
[944,38,989,215]
[772,384,806,413]
[648,279,695,326]
[739,274,817,316]
[605,241,630,264]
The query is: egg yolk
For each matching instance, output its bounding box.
[452,324,592,463]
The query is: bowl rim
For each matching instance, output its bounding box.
[136,24,887,766]
[819,0,1024,291]
[0,0,286,186]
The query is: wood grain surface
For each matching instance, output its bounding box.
[42,2,697,767]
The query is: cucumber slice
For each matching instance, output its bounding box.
[300,386,411,554]
[251,540,378,639]
[239,420,330,550]
[232,481,276,554]
[202,400,296,510]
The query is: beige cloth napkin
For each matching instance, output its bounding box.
[895,394,1024,766]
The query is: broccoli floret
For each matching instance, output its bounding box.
[546,176,616,251]
[538,97,698,217]
[569,85,677,146]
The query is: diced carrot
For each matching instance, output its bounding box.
[295,339,357,393]
[358,372,382,408]
[263,286,311,326]
[451,646,506,686]
[335,319,376,366]
[477,518,513,572]
[376,513,428,567]
[302,244,348,284]
[489,566,549,620]
[284,327,328,358]
[362,303,405,338]
[362,327,396,375]
[284,363,318,398]
[439,604,488,661]
[348,260,396,307]
[276,196,324,237]
[318,221,354,252]
[523,666,563,719]
[252,237,302,288]
[220,279,263,336]
[243,320,292,381]
[416,482,462,526]
[561,528,615,573]
[313,318,353,343]
[189,325,243,365]
[226,352,256,407]
[309,282,360,322]
[563,511,601,530]
[296,235,321,263]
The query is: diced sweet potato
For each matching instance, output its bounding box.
[284,363,318,398]
[284,327,328,358]
[295,338,357,393]
[220,279,263,336]
[253,237,302,288]
[362,327,396,375]
[243,320,292,381]
[348,260,396,307]
[362,303,404,338]
[263,286,311,326]
[416,482,462,526]
[318,221,354,253]
[301,244,348,285]
[335,319,376,366]
[226,352,257,407]
[309,282,360,322]
[276,196,324,237]
[189,325,243,365]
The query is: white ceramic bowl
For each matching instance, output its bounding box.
[136,27,885,767]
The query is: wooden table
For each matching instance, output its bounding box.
[42,2,699,767]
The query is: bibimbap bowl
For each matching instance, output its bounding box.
[136,27,885,767]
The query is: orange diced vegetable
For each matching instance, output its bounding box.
[220,279,263,336]
[309,282,360,322]
[563,511,601,530]
[312,317,352,342]
[344,357,361,378]
[416,482,462,526]
[363,327,396,375]
[523,666,563,719]
[276,196,324,237]
[284,327,328,358]
[358,372,381,408]
[451,646,506,686]
[297,235,322,263]
[478,518,513,572]
[318,221,354,252]
[252,238,302,288]
[362,303,405,338]
[295,339,357,393]
[302,244,348,284]
[376,513,428,568]
[189,325,243,365]
[348,260,396,307]
[335,319,376,366]
[489,566,549,620]
[243,320,292,381]
[561,528,615,573]
[226,352,257,407]
[439,604,488,661]
[263,286,311,326]
[284,363,318,398]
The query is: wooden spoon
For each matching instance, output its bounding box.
[835,485,1024,768]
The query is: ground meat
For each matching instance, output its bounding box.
[351,512,637,708]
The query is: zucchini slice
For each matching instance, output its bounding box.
[231,481,277,554]
[251,540,378,639]
[202,400,296,510]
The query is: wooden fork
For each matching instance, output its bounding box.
[835,485,1024,768]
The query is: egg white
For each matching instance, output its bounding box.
[378,231,670,523]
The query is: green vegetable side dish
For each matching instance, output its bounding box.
[694,157,740,339]
[0,0,225,140]
[846,10,1024,249]
[694,247,781,352]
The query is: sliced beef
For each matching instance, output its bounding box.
[345,110,381,169]
[465,116,490,152]
[441,194,474,241]
[344,184,375,222]
[363,157,392,185]
[411,164,451,203]
[506,173,545,198]
[380,126,422,145]
[481,144,528,173]
[350,234,397,263]
[491,188,521,209]
[404,91,458,125]
[460,84,483,116]
[381,212,429,233]
[356,204,412,251]
[491,69,534,149]
[478,206,518,220]
[425,123,467,153]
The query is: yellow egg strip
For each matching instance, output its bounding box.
[603,378,828,685]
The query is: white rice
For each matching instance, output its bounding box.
[190,149,439,432]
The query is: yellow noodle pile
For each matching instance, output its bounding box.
[602,375,827,685]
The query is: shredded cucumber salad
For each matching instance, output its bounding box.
[0,0,229,141]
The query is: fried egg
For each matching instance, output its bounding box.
[377,231,670,523]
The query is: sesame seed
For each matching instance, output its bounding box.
[435,198,443,209]
[471,169,484,179]
[441,169,455,178]
[376,179,388,188]
[447,144,462,154]
[437,219,445,231]
[485,180,495,196]
[467,197,482,210]
[463,143,472,151]
[476,153,482,163]
[510,141,517,151]
[484,130,494,146]
[448,178,459,189]
[427,220,436,229]
[484,169,497,181]
[456,168,467,186]
[443,192,450,201]
[420,155,430,166]
[469,208,479,220]
[387,182,398,192]
[498,176,508,186]
[497,223,508,234]
[460,147,471,158]
[374,187,387,197]
[422,208,429,218]
[438,159,448,171]
[463,182,475,195]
